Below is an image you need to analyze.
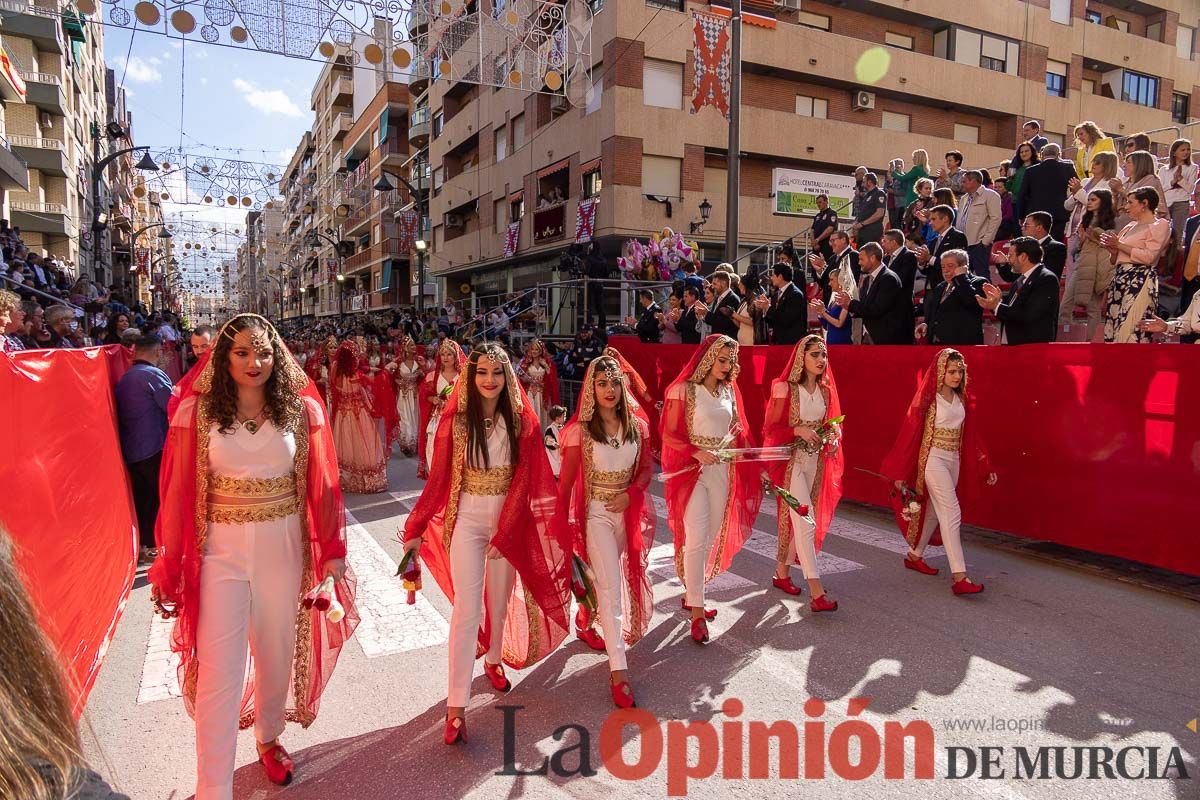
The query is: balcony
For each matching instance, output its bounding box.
[343,237,410,272]
[344,194,403,233]
[333,112,353,138]
[532,202,566,244]
[9,134,67,176]
[408,58,431,95]
[407,6,429,36]
[10,200,67,235]
[23,71,66,115]
[332,76,353,104]
[0,135,29,190]
[409,107,430,147]
[0,0,64,53]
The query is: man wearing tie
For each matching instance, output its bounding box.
[706,269,742,338]
[677,285,704,344]
[809,230,859,304]
[835,242,913,344]
[917,249,988,345]
[755,262,807,344]
[881,229,919,297]
[978,236,1060,344]
[916,205,968,290]
[1017,212,1067,278]
[958,171,1002,279]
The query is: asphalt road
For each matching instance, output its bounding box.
[80,453,1200,799]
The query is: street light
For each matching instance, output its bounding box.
[375,167,428,312]
[90,121,160,281]
[690,198,712,235]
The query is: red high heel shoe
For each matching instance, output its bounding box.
[680,598,717,620]
[257,743,294,786]
[444,715,467,745]
[772,575,803,595]
[952,578,984,595]
[904,555,940,575]
[809,593,838,612]
[690,617,709,644]
[482,660,511,692]
[575,606,606,650]
[611,680,636,709]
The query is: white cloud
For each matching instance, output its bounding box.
[199,77,208,86]
[231,78,303,118]
[123,56,162,83]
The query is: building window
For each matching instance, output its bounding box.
[1178,25,1195,60]
[643,59,683,109]
[954,123,979,144]
[1172,92,1190,124]
[642,155,681,197]
[1085,9,1101,23]
[1050,0,1070,25]
[1044,131,1065,147]
[645,0,684,10]
[884,31,914,50]
[936,26,1019,76]
[795,95,828,118]
[585,73,603,115]
[432,110,444,137]
[512,113,525,148]
[881,111,910,132]
[583,167,602,197]
[1147,21,1163,43]
[510,196,524,221]
[495,126,507,162]
[1122,70,1159,108]
[1046,60,1068,97]
[796,11,830,31]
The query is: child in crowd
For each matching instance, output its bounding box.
[544,405,567,478]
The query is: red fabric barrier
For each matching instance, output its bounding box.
[610,337,1200,577]
[0,345,137,716]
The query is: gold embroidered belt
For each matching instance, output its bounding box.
[210,474,296,497]
[931,427,962,452]
[207,474,299,523]
[397,376,420,390]
[589,466,634,501]
[463,465,514,496]
[690,434,727,448]
[795,418,824,455]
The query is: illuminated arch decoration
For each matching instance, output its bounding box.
[136,150,283,209]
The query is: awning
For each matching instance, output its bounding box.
[537,158,569,179]
[580,157,601,174]
[508,189,524,203]
[708,0,776,29]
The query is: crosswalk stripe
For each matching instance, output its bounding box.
[136,614,182,705]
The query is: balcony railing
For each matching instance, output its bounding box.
[532,202,566,244]
[11,200,66,214]
[9,134,63,150]
[343,238,410,271]
[23,71,59,84]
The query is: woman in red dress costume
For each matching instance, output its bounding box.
[330,342,390,493]
[401,342,572,744]
[881,348,996,595]
[660,334,762,644]
[149,314,358,799]
[417,339,465,479]
[762,334,844,611]
[515,338,560,431]
[555,348,654,708]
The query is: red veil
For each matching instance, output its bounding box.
[880,348,994,548]
[401,350,572,669]
[555,347,655,645]
[762,335,845,557]
[604,345,661,462]
[659,334,763,585]
[417,340,466,479]
[148,315,358,729]
[516,339,561,408]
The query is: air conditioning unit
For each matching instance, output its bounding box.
[38,112,53,129]
[550,94,570,115]
[852,90,875,111]
[775,0,799,9]
[446,213,464,228]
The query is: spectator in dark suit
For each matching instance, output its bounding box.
[1005,211,1067,278]
[917,248,988,345]
[835,242,913,344]
[978,236,1060,344]
[677,285,704,344]
[1016,143,1078,241]
[706,269,741,338]
[881,229,918,297]
[915,205,968,290]
[754,262,808,344]
[626,288,661,343]
[809,231,860,306]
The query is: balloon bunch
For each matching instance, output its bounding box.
[616,227,700,283]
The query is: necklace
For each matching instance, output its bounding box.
[237,405,267,434]
[600,417,622,448]
[482,414,499,435]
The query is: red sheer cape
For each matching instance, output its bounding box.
[880,348,994,548]
[658,334,763,585]
[401,368,572,669]
[554,349,655,645]
[604,345,661,462]
[416,342,466,479]
[762,336,845,556]
[148,344,358,729]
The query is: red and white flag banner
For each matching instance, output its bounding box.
[504,220,521,258]
[691,10,731,118]
[575,198,597,243]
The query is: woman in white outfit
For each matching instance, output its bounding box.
[401,343,572,745]
[417,339,464,479]
[660,334,762,644]
[556,350,654,708]
[763,335,843,611]
[882,348,996,595]
[516,338,560,431]
[149,314,357,799]
[387,336,423,456]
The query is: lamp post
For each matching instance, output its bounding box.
[374,167,427,312]
[304,230,348,318]
[90,122,160,283]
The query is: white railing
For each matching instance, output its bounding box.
[11,201,66,214]
[0,0,60,18]
[8,134,63,150]
[24,71,61,85]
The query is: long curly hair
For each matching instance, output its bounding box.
[207,315,303,434]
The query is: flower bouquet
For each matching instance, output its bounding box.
[570,553,597,613]
[396,548,422,605]
[302,576,346,623]
[895,485,924,522]
[762,475,809,516]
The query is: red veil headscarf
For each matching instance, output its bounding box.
[516,338,561,408]
[149,314,358,729]
[880,348,994,548]
[360,340,398,449]
[659,334,763,585]
[417,339,466,479]
[555,347,655,645]
[401,347,572,669]
[604,345,661,463]
[762,334,845,558]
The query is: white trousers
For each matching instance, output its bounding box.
[785,452,821,579]
[194,514,304,800]
[681,464,729,608]
[447,494,516,707]
[912,448,967,574]
[586,500,629,671]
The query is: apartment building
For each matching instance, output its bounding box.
[419,0,1200,299]
[0,0,108,281]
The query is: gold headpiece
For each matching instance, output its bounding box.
[688,335,740,383]
[788,334,827,384]
[195,313,307,395]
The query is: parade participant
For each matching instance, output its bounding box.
[149,314,357,799]
[544,405,567,477]
[330,342,389,493]
[660,334,762,644]
[417,339,465,479]
[387,336,423,457]
[555,351,654,707]
[604,344,661,462]
[516,338,560,431]
[400,342,572,744]
[881,348,996,595]
[303,336,336,407]
[762,335,844,611]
